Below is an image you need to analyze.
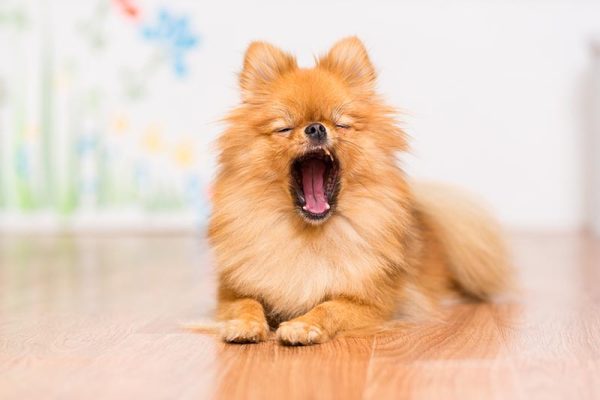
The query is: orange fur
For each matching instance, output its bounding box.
[208,37,511,345]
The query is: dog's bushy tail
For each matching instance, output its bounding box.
[412,182,513,299]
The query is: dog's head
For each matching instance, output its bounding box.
[219,37,406,225]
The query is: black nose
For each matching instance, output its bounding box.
[304,123,327,142]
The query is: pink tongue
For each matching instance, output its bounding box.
[302,159,328,214]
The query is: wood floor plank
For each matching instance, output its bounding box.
[0,233,599,399]
[214,336,374,400]
[363,233,600,400]
[363,304,522,400]
[371,304,510,362]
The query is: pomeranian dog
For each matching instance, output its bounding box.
[208,37,511,345]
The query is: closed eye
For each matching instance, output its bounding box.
[335,124,350,129]
[275,127,293,133]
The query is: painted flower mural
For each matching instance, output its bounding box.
[141,8,199,77]
[0,0,211,228]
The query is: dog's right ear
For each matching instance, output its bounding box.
[239,42,297,101]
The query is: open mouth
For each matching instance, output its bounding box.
[290,148,340,221]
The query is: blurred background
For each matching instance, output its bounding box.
[1,0,599,235]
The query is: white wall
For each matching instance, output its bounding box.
[2,0,599,231]
[189,0,600,231]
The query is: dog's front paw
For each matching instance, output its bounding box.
[221,319,269,343]
[276,320,329,345]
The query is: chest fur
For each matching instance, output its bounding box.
[220,218,387,320]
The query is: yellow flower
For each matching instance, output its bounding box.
[112,114,130,135]
[142,125,163,153]
[173,140,195,167]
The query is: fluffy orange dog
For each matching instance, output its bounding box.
[209,37,511,345]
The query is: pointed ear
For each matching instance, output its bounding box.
[318,36,376,90]
[239,41,297,100]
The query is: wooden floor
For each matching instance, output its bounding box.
[1,232,599,399]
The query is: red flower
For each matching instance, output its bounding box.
[113,0,139,20]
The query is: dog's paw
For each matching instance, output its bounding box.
[221,319,269,343]
[276,320,329,345]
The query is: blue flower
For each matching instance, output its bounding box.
[76,135,98,155]
[141,8,199,77]
[184,174,211,224]
[15,146,29,178]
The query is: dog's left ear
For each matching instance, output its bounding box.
[318,37,376,91]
